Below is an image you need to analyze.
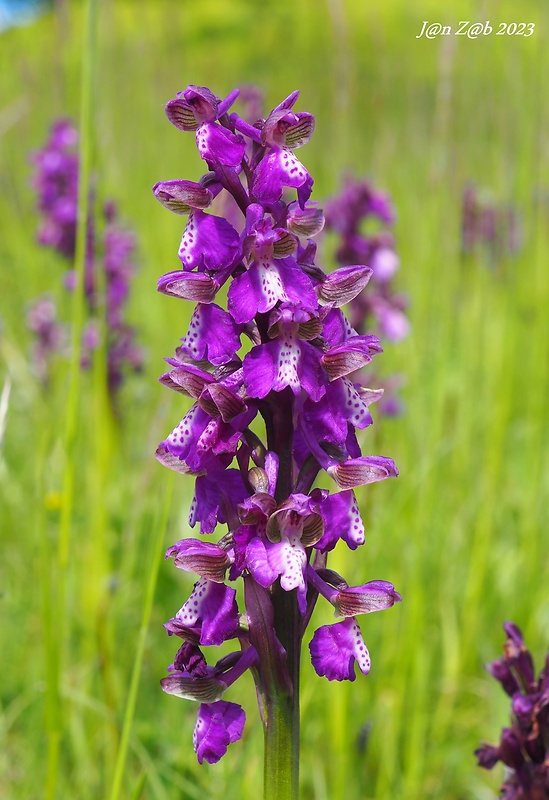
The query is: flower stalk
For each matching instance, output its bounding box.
[245,577,299,797]
[263,679,299,800]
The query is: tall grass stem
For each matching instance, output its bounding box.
[108,473,174,800]
[48,0,99,797]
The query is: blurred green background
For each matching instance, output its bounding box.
[1,0,548,798]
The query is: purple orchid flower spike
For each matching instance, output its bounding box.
[30,119,143,402]
[323,174,409,419]
[31,118,80,260]
[476,622,549,798]
[154,85,401,796]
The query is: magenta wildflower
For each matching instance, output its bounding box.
[324,174,409,341]
[323,174,409,417]
[475,622,549,798]
[31,118,80,260]
[29,120,143,397]
[155,85,401,781]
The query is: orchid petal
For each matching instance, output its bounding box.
[193,701,246,764]
[175,579,240,646]
[196,122,246,168]
[178,210,240,272]
[252,148,311,205]
[309,618,371,681]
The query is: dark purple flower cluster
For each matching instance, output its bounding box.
[30,119,143,395]
[476,623,549,799]
[461,183,521,263]
[155,85,401,765]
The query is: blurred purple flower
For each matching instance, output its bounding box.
[324,177,407,341]
[461,183,521,264]
[323,174,409,418]
[26,295,67,383]
[29,120,143,398]
[31,118,80,260]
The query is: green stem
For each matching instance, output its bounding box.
[108,474,174,800]
[263,687,299,800]
[47,1,98,798]
[264,588,301,800]
[271,387,294,504]
[261,387,300,800]
[246,578,300,800]
[58,0,98,572]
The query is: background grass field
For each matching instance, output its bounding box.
[1,0,548,798]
